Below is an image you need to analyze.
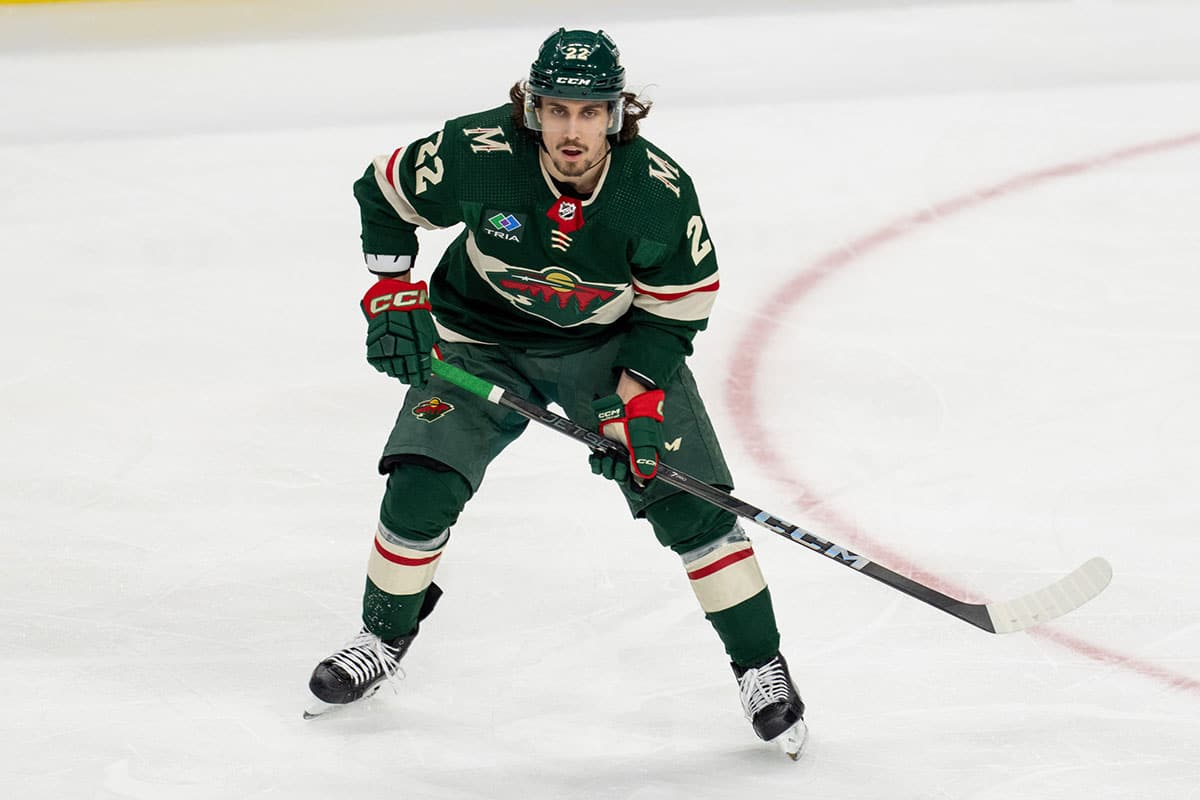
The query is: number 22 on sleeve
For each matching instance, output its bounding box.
[414,131,445,194]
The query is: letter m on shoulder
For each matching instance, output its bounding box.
[646,150,681,198]
[463,127,512,154]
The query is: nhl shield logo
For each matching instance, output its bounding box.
[547,195,584,234]
[412,397,455,423]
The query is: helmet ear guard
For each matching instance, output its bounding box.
[522,83,539,131]
[523,82,625,136]
[607,95,625,137]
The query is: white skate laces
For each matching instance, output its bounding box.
[737,656,795,719]
[328,629,406,693]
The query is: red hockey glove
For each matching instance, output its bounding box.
[361,279,437,388]
[590,389,665,490]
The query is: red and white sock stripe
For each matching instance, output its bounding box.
[684,538,767,613]
[366,525,447,597]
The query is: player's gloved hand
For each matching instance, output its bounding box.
[589,389,665,491]
[360,278,437,388]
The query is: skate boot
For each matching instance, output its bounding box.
[732,652,808,760]
[305,583,441,718]
[307,627,417,708]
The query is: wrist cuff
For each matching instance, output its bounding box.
[625,389,665,422]
[364,254,414,275]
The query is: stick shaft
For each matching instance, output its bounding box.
[431,359,1108,634]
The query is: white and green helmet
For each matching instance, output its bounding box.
[524,28,626,136]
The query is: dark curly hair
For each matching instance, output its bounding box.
[508,81,651,145]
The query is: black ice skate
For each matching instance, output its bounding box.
[732,652,808,760]
[305,584,441,719]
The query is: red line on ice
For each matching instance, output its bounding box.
[726,130,1200,695]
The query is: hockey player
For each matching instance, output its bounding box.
[308,28,806,758]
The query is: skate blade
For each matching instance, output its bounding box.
[775,719,809,761]
[303,699,340,719]
[302,683,383,719]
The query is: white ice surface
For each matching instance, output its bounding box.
[2,1,1199,798]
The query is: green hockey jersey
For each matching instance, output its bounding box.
[354,105,720,388]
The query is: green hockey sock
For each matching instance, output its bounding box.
[362,577,426,641]
[706,588,782,668]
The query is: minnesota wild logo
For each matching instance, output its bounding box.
[485,266,626,327]
[412,397,455,423]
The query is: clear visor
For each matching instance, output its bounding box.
[522,82,624,137]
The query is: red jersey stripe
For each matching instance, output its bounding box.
[634,280,720,302]
[384,147,403,190]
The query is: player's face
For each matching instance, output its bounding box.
[537,98,611,180]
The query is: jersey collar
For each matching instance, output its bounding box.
[538,148,612,207]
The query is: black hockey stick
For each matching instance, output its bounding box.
[431,359,1112,634]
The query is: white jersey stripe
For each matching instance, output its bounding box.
[633,288,718,322]
[372,150,440,231]
[632,273,720,298]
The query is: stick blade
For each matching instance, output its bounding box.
[985,557,1113,634]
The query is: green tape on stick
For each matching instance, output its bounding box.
[432,359,496,402]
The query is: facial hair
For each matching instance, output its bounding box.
[550,139,610,180]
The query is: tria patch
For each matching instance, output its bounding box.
[482,209,526,243]
[412,397,455,423]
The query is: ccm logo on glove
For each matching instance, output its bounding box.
[363,282,432,318]
[360,278,438,388]
[590,389,666,488]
